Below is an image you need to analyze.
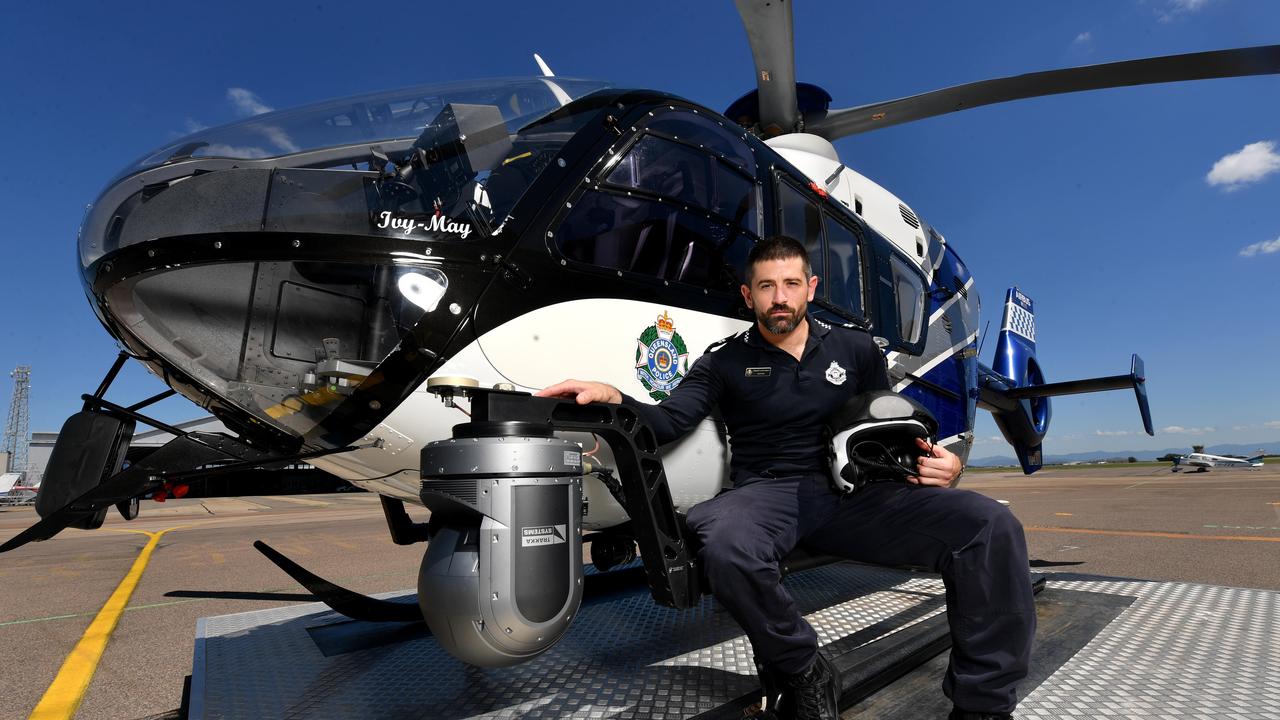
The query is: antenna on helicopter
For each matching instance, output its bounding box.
[533,53,555,77]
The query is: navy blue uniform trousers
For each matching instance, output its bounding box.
[685,473,1036,715]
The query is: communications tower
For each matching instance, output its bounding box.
[3,366,30,479]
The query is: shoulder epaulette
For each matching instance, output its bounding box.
[702,330,745,354]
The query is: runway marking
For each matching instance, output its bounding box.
[270,495,332,507]
[1054,512,1074,517]
[1027,526,1280,543]
[28,527,180,720]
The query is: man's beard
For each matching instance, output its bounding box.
[757,302,804,334]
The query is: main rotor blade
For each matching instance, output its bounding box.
[735,0,799,135]
[806,44,1280,141]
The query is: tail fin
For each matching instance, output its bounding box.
[990,288,1049,472]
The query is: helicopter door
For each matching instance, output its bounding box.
[477,108,761,393]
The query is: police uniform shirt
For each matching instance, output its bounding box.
[621,315,890,483]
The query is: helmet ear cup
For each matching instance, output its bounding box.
[839,461,861,491]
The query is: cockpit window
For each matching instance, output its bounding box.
[644,112,756,173]
[604,135,756,229]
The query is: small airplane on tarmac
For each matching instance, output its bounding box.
[1171,449,1265,472]
[3,0,1277,669]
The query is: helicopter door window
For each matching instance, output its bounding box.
[776,178,826,291]
[890,254,926,345]
[555,189,753,292]
[823,214,864,318]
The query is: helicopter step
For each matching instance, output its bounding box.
[179,563,1280,720]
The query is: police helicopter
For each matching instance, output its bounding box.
[5,0,1278,669]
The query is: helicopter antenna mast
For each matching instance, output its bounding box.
[2,366,30,481]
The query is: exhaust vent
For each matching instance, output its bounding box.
[899,204,920,229]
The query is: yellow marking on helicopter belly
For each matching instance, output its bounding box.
[29,527,181,720]
[265,387,343,419]
[1026,526,1280,543]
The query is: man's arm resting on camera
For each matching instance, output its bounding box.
[535,357,724,445]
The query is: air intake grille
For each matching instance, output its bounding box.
[423,479,478,505]
[899,204,920,229]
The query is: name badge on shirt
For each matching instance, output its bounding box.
[745,367,772,377]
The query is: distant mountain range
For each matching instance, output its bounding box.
[969,440,1280,467]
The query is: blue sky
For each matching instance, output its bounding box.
[0,0,1277,456]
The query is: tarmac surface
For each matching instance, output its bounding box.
[0,464,1277,720]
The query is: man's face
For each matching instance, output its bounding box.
[741,256,819,335]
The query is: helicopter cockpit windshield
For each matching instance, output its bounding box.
[83,78,612,266]
[79,78,614,445]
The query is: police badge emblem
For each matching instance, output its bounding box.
[825,361,847,386]
[635,311,690,401]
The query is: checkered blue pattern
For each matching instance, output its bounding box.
[1003,300,1036,343]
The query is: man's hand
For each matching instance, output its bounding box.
[535,379,623,405]
[908,437,963,487]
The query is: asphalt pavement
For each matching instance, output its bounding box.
[1,464,1277,719]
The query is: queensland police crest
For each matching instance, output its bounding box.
[635,311,689,401]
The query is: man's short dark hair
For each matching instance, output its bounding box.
[746,235,811,283]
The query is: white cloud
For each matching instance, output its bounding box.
[257,125,300,153]
[183,118,209,134]
[1239,236,1280,258]
[1265,420,1280,430]
[1157,0,1214,22]
[1073,31,1092,45]
[1094,429,1133,437]
[200,143,270,159]
[227,87,273,117]
[1161,425,1216,435]
[1206,140,1280,190]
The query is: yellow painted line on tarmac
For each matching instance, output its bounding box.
[28,527,181,720]
[1027,526,1280,543]
[1054,512,1074,517]
[269,495,332,507]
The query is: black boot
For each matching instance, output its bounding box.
[754,659,786,718]
[781,652,839,720]
[949,708,1013,720]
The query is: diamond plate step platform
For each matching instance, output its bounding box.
[188,564,1280,719]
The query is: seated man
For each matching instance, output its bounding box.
[538,235,1034,720]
